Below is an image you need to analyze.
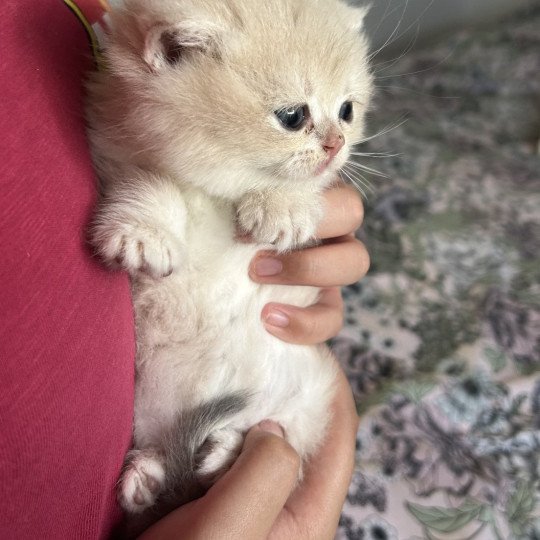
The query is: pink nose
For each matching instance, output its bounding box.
[323,133,344,161]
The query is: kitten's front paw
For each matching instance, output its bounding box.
[236,191,323,251]
[93,222,182,278]
[118,450,166,514]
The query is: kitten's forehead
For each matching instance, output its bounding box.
[232,45,366,111]
[218,0,371,105]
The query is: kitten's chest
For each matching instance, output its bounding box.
[133,189,317,352]
[181,190,261,299]
[183,189,261,268]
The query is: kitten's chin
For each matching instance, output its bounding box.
[311,167,337,186]
[260,157,339,186]
[314,155,346,179]
[315,157,333,176]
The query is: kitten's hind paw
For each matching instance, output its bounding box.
[118,450,166,513]
[196,428,244,486]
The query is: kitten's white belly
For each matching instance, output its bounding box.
[131,192,335,457]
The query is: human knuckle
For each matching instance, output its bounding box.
[301,519,334,540]
[347,191,364,230]
[269,437,301,470]
[302,313,319,339]
[335,305,345,329]
[354,241,370,275]
[322,315,341,342]
[302,252,322,282]
[334,289,344,310]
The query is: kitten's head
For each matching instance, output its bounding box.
[100,0,373,198]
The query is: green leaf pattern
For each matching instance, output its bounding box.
[406,500,484,534]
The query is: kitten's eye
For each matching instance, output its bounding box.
[275,105,307,130]
[339,101,353,123]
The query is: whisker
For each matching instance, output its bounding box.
[367,0,410,61]
[369,0,435,61]
[372,24,420,76]
[342,164,376,197]
[375,48,455,80]
[340,168,368,199]
[338,169,365,198]
[357,116,408,144]
[374,84,460,100]
[349,151,401,158]
[348,173,375,198]
[344,160,382,188]
[369,0,402,47]
[346,160,390,179]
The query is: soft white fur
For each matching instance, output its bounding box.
[87,0,372,514]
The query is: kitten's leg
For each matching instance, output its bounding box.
[92,175,187,278]
[196,428,244,485]
[118,448,166,513]
[236,185,325,251]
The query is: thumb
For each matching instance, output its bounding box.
[199,420,300,538]
[244,419,286,441]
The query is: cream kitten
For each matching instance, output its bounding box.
[87,0,372,534]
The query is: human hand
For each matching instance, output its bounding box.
[249,182,369,344]
[138,368,358,540]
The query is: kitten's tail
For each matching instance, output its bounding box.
[122,392,249,538]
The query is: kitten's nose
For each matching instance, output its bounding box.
[322,132,344,161]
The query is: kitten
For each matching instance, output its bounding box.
[87,0,372,534]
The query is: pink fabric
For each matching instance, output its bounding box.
[0,1,135,538]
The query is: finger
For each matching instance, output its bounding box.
[318,183,364,240]
[270,369,359,540]
[250,238,370,287]
[140,421,300,540]
[196,422,300,539]
[262,287,344,345]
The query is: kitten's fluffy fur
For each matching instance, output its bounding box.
[87,0,372,532]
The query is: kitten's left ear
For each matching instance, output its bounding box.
[143,19,223,71]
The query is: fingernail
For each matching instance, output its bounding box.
[253,257,283,277]
[264,309,290,328]
[258,420,284,437]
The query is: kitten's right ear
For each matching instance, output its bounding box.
[143,20,222,71]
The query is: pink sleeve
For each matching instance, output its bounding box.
[0,1,135,538]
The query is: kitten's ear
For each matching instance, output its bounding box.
[345,3,370,32]
[143,20,222,71]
